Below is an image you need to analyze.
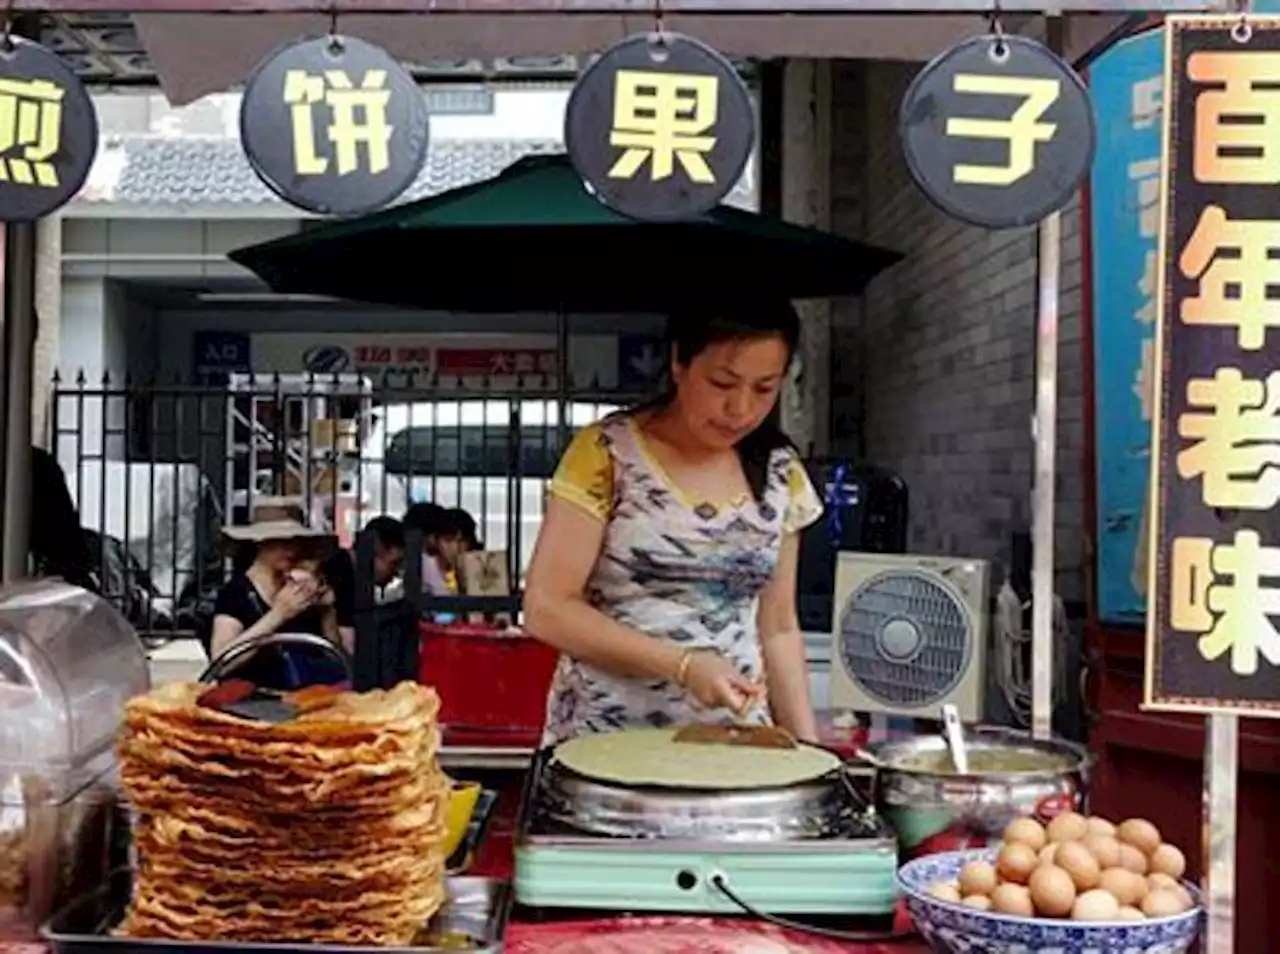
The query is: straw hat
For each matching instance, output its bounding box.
[222,496,334,545]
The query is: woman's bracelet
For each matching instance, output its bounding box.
[674,649,695,687]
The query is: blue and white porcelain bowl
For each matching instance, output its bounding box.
[898,849,1203,954]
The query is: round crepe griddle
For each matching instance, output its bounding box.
[551,727,843,790]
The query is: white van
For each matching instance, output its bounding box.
[357,399,621,573]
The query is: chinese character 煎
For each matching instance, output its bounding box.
[608,70,719,183]
[1189,51,1280,184]
[282,70,392,177]
[1178,367,1280,510]
[0,78,65,188]
[1179,204,1280,350]
[1171,531,1280,676]
[944,74,1060,186]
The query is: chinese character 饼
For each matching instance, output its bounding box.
[608,70,719,183]
[282,69,392,177]
[1131,75,1162,131]
[1177,367,1280,510]
[1189,51,1280,184]
[1170,531,1280,676]
[1133,337,1155,423]
[0,78,65,188]
[1179,204,1280,350]
[944,74,1060,186]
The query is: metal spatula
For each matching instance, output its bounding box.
[672,723,798,749]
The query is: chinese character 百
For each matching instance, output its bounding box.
[1179,204,1280,350]
[1189,51,1280,184]
[944,74,1060,186]
[282,70,392,177]
[0,78,64,188]
[1131,75,1162,131]
[608,70,719,183]
[1170,531,1280,676]
[1177,367,1280,510]
[1133,337,1155,423]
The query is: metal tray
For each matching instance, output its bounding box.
[41,870,512,954]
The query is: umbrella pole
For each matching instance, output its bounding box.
[556,310,570,449]
[1,221,36,584]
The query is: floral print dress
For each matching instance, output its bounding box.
[540,412,824,746]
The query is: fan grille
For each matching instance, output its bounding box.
[837,569,973,708]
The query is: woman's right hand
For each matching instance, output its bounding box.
[682,651,763,715]
[274,579,318,621]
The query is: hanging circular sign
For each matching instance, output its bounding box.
[0,37,98,223]
[898,33,1095,230]
[239,35,429,217]
[564,32,754,221]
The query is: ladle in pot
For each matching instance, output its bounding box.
[941,703,969,774]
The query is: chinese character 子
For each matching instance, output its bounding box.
[282,69,392,177]
[1171,531,1280,676]
[608,70,719,183]
[0,78,65,188]
[1179,204,1280,350]
[1177,367,1280,510]
[943,74,1060,186]
[1189,51,1280,184]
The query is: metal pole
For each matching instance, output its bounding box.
[1203,713,1238,953]
[1,222,37,583]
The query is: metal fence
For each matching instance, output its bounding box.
[49,370,645,638]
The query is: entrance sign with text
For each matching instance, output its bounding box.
[1146,15,1280,718]
[899,34,1095,230]
[564,32,754,221]
[0,37,97,222]
[239,35,429,216]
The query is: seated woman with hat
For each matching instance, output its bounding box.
[205,497,348,690]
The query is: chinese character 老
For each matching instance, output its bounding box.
[1179,204,1280,350]
[1131,75,1162,131]
[608,70,719,183]
[1177,367,1280,510]
[1171,531,1280,676]
[283,69,392,177]
[1189,51,1280,184]
[944,74,1060,186]
[0,78,65,188]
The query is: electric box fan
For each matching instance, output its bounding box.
[829,552,990,721]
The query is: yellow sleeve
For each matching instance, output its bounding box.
[548,423,614,522]
[782,455,824,535]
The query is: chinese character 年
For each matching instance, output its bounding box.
[1179,204,1280,350]
[1171,530,1280,676]
[1189,51,1280,184]
[608,70,719,183]
[0,78,65,188]
[1177,367,1280,510]
[283,69,392,177]
[943,74,1060,186]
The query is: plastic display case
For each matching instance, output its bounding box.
[0,581,149,941]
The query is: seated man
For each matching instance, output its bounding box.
[322,515,406,650]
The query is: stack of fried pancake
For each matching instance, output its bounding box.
[115,681,448,945]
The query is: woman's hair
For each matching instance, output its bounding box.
[649,300,800,503]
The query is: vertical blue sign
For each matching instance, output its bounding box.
[1089,28,1163,625]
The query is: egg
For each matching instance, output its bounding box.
[1116,905,1147,921]
[1055,840,1102,891]
[1038,843,1060,867]
[1045,811,1089,843]
[962,895,993,911]
[1098,867,1146,907]
[997,842,1039,885]
[1071,888,1121,922]
[1028,864,1077,917]
[1003,817,1047,851]
[957,860,998,897]
[1141,888,1186,918]
[1150,843,1187,879]
[1147,872,1179,893]
[1082,833,1122,869]
[928,882,962,903]
[991,883,1035,918]
[1117,818,1162,855]
[1118,843,1150,874]
[1086,816,1117,837]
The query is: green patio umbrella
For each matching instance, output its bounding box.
[229,155,901,313]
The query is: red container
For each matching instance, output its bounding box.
[419,621,559,735]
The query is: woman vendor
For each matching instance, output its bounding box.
[204,498,349,689]
[523,303,823,745]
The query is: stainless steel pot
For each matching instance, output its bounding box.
[865,726,1093,860]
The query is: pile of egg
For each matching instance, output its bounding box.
[926,813,1195,922]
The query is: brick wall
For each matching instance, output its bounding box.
[828,60,1086,603]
